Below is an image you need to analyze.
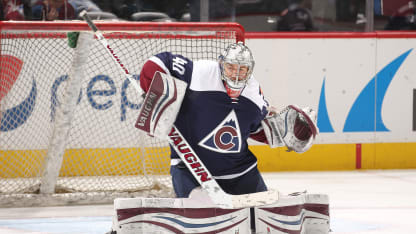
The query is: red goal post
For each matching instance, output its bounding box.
[0,21,244,207]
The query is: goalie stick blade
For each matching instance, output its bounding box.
[189,186,280,209]
[190,181,280,209]
[230,189,280,208]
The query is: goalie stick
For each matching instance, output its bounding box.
[168,124,279,209]
[80,10,279,208]
[79,11,141,94]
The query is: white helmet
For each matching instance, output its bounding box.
[219,42,255,98]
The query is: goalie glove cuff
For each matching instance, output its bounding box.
[261,107,285,148]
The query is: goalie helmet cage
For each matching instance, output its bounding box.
[0,21,244,207]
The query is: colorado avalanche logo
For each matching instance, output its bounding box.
[198,110,241,153]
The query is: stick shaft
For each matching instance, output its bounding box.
[79,10,142,95]
[168,126,280,208]
[168,126,234,207]
[168,126,225,185]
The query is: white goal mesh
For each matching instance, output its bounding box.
[0,21,244,207]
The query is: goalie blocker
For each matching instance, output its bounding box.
[135,71,187,139]
[262,105,318,153]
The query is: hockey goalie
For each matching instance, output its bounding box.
[106,42,330,234]
[76,10,329,233]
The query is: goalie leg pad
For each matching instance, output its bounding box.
[109,191,329,234]
[254,193,330,234]
[111,197,251,234]
[135,72,187,140]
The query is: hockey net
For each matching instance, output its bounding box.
[0,21,244,207]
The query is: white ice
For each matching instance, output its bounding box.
[0,169,415,234]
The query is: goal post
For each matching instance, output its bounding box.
[0,21,244,207]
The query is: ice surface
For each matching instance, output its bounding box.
[0,170,415,233]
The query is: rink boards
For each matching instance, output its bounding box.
[2,32,416,173]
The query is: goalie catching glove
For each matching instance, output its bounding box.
[261,105,318,153]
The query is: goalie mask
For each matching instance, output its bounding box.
[219,42,255,98]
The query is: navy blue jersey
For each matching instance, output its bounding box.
[141,52,269,179]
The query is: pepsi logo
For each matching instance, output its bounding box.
[0,55,37,132]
